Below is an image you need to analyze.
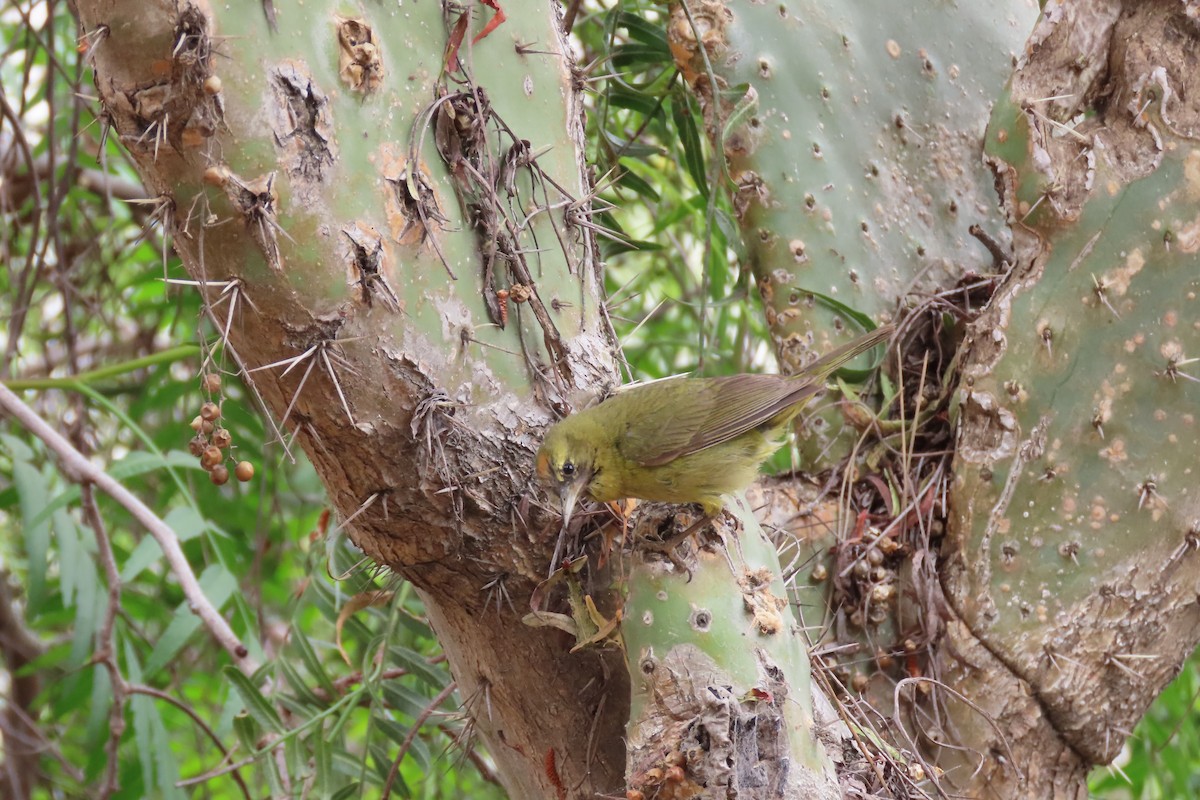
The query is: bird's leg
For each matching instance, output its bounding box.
[640,506,723,578]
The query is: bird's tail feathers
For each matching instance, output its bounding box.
[799,323,894,382]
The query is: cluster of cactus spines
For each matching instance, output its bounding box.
[946,4,1200,764]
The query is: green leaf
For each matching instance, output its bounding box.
[29,450,205,530]
[119,535,164,582]
[611,42,671,69]
[66,556,100,672]
[387,645,448,690]
[718,82,758,142]
[13,460,50,609]
[162,505,208,542]
[225,666,285,734]
[616,162,661,201]
[143,563,237,677]
[292,628,338,698]
[54,508,85,607]
[0,432,35,461]
[606,86,664,117]
[375,717,432,771]
[377,682,435,720]
[314,726,334,799]
[126,641,185,799]
[714,207,747,262]
[671,95,708,197]
[367,743,401,789]
[617,11,670,51]
[232,711,260,752]
[279,655,323,707]
[602,129,662,159]
[787,288,888,380]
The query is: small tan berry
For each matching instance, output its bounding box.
[199,401,221,421]
[188,436,207,457]
[201,373,222,393]
[210,465,230,485]
[190,415,204,432]
[235,461,255,482]
[212,428,233,449]
[201,446,223,470]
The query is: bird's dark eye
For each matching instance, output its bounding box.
[561,461,575,477]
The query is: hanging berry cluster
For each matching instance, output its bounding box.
[187,373,254,486]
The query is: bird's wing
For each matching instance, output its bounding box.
[618,375,821,467]
[615,325,891,467]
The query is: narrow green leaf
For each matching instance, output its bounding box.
[672,99,708,197]
[616,163,661,201]
[617,11,670,51]
[13,460,50,609]
[162,506,207,542]
[606,86,663,117]
[54,508,84,607]
[386,645,448,690]
[368,743,408,794]
[602,129,662,158]
[232,712,260,753]
[292,628,337,698]
[279,655,323,707]
[0,433,35,461]
[29,450,204,529]
[714,207,747,262]
[225,666,285,734]
[375,718,432,771]
[611,42,671,69]
[66,559,100,672]
[787,287,888,379]
[119,535,163,582]
[144,564,236,676]
[377,682,438,720]
[314,726,334,799]
[125,641,184,799]
[718,83,758,142]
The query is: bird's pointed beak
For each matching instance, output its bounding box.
[558,477,588,529]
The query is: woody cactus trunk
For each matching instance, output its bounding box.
[74,0,630,797]
[74,0,1200,799]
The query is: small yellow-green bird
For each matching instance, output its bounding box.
[536,324,892,527]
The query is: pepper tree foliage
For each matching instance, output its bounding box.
[0,1,1197,799]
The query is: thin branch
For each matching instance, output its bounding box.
[80,485,126,800]
[0,383,260,674]
[381,681,457,800]
[127,685,253,800]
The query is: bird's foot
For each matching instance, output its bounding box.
[641,507,715,579]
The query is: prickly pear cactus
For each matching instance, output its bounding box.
[946,0,1200,767]
[667,0,1032,378]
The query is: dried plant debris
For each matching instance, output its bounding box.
[385,160,449,249]
[422,86,571,381]
[337,17,384,94]
[269,63,335,182]
[119,4,225,159]
[342,221,400,311]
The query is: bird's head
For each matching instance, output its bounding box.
[535,424,595,529]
